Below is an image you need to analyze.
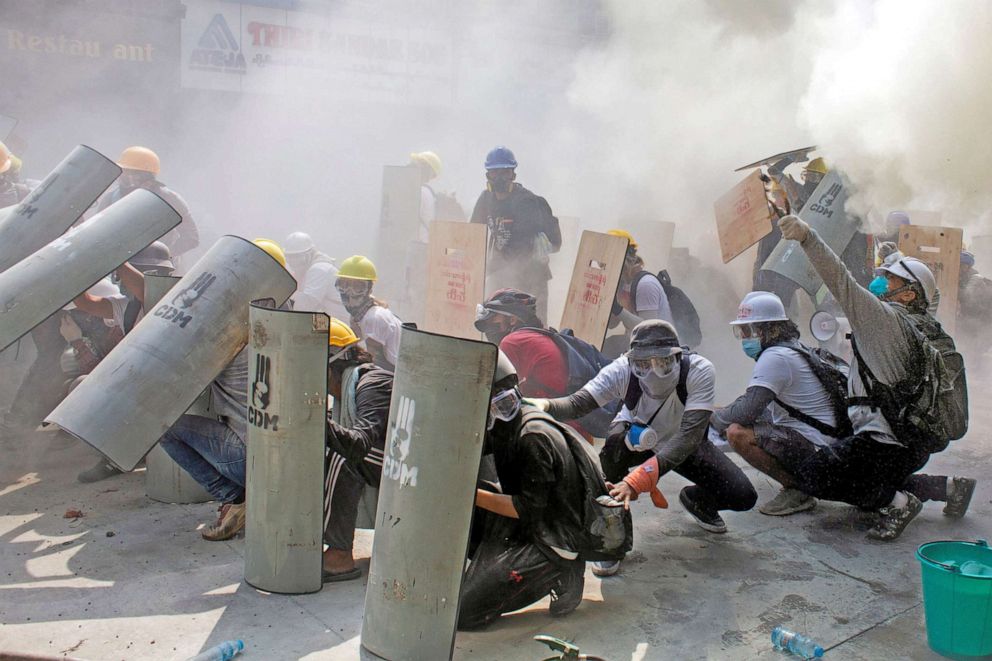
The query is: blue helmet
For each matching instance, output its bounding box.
[485,146,517,170]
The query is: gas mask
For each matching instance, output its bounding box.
[488,387,521,430]
[486,169,515,195]
[336,278,373,317]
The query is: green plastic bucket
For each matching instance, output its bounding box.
[917,539,992,658]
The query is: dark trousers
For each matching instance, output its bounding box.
[794,434,933,510]
[324,451,367,551]
[600,435,757,515]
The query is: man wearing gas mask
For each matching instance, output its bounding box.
[334,255,402,371]
[470,146,561,322]
[530,320,756,575]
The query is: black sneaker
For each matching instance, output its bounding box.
[548,560,584,617]
[679,487,727,534]
[943,477,977,518]
[867,491,922,541]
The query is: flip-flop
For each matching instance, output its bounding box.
[322,566,362,583]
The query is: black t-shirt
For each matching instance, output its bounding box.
[326,364,392,486]
[491,407,585,553]
[470,184,561,261]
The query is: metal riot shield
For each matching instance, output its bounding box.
[46,236,297,471]
[559,230,629,350]
[376,165,422,318]
[142,274,213,504]
[0,189,180,352]
[760,171,859,295]
[361,327,497,661]
[0,145,121,274]
[244,305,329,594]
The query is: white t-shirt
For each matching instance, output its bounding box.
[634,274,674,323]
[295,261,349,321]
[749,345,842,448]
[418,186,436,243]
[108,293,135,331]
[357,305,403,367]
[585,354,716,447]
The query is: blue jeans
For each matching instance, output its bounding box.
[159,414,246,503]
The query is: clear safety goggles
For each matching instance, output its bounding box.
[488,388,521,429]
[731,323,759,340]
[630,354,678,379]
[335,278,369,296]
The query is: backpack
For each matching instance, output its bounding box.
[520,327,620,437]
[851,308,968,451]
[519,409,633,561]
[769,343,853,439]
[631,270,703,348]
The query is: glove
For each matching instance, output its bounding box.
[59,314,83,343]
[524,397,550,412]
[778,214,810,242]
[621,456,669,509]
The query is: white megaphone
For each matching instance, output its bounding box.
[810,310,840,342]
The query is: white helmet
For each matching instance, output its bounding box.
[283,231,316,256]
[730,291,789,326]
[879,256,936,304]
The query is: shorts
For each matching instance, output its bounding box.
[753,421,830,476]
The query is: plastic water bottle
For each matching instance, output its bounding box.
[771,626,824,659]
[187,639,244,661]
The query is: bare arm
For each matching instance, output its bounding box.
[475,489,520,519]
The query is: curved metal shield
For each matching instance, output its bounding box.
[142,274,213,504]
[0,145,121,274]
[361,327,497,661]
[0,189,181,352]
[46,236,297,471]
[244,305,329,594]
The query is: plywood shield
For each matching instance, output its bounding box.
[0,145,121,274]
[898,225,963,333]
[143,274,213,505]
[422,221,487,339]
[0,189,181,352]
[244,305,329,594]
[46,236,297,471]
[761,171,860,294]
[376,165,422,316]
[714,170,773,264]
[361,327,496,661]
[559,231,628,350]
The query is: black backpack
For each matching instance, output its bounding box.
[851,309,968,451]
[519,409,633,561]
[769,343,853,439]
[631,270,703,348]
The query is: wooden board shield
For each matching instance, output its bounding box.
[898,225,963,333]
[735,145,818,172]
[422,221,487,339]
[376,165,422,316]
[559,231,628,349]
[714,170,774,264]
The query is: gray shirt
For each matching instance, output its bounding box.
[210,348,249,443]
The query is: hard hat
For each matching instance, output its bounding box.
[0,142,11,174]
[337,255,378,281]
[253,238,287,268]
[805,157,828,175]
[628,320,682,359]
[328,317,359,348]
[879,256,936,304]
[484,146,517,171]
[283,231,316,256]
[730,291,789,326]
[410,151,442,178]
[130,241,174,272]
[493,350,518,389]
[607,229,638,250]
[961,250,976,267]
[117,146,160,175]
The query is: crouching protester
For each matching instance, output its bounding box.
[777,214,975,540]
[458,353,631,630]
[322,320,392,583]
[713,292,851,516]
[531,320,757,576]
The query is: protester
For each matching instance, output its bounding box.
[282,231,348,320]
[335,255,403,371]
[776,214,976,540]
[470,146,561,321]
[956,250,992,369]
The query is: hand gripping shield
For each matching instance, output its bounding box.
[0,189,180,352]
[361,327,497,661]
[46,236,297,471]
[0,145,121,274]
[244,305,329,594]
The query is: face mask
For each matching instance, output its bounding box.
[742,338,763,360]
[868,276,889,298]
[486,171,514,194]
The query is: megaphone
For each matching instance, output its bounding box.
[810,310,839,342]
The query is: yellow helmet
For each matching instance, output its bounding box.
[805,157,828,175]
[338,255,378,281]
[607,229,638,250]
[118,146,160,175]
[410,151,442,178]
[329,317,359,348]
[253,238,287,268]
[0,142,11,174]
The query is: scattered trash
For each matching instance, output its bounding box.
[772,626,824,659]
[105,531,116,538]
[63,509,84,519]
[534,634,607,661]
[186,639,244,661]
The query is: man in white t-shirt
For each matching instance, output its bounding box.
[531,320,756,575]
[282,231,349,321]
[334,255,403,371]
[712,292,848,517]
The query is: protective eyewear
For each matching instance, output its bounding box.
[489,388,521,428]
[732,323,759,340]
[630,354,678,379]
[335,279,369,296]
